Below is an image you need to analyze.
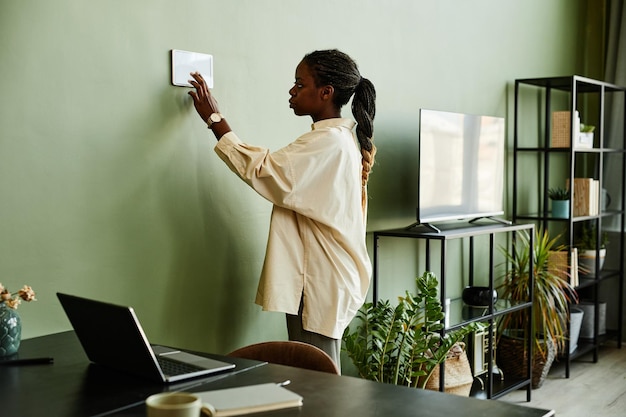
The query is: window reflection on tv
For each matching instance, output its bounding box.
[417,109,505,225]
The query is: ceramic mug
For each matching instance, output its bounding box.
[146,392,202,417]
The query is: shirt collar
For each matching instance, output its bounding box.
[311,118,356,131]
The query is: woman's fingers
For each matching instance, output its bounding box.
[190,72,207,91]
[190,72,215,106]
[188,71,220,123]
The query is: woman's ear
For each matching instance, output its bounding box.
[320,85,334,101]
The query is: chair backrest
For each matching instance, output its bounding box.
[228,341,340,375]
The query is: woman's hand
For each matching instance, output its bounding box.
[188,72,220,123]
[188,71,232,140]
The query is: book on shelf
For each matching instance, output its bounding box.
[570,248,579,287]
[198,383,303,416]
[567,178,600,216]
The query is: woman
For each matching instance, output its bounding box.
[188,49,376,369]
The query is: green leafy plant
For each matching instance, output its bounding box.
[548,187,570,200]
[580,123,595,133]
[497,228,577,357]
[576,224,608,250]
[343,272,482,388]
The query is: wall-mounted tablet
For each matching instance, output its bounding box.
[171,49,213,88]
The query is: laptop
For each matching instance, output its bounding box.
[57,292,236,383]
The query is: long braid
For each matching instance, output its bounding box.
[352,78,376,212]
[302,50,377,214]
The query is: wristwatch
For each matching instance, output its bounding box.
[207,112,224,129]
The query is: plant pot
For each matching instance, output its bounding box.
[569,307,584,353]
[578,301,607,338]
[578,249,606,276]
[496,331,556,389]
[575,132,594,149]
[551,199,569,218]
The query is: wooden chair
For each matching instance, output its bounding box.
[228,341,340,375]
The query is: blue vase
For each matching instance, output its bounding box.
[0,303,22,357]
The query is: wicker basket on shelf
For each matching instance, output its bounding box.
[497,332,556,389]
[551,111,573,148]
[425,342,474,396]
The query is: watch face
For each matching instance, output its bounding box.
[210,113,222,123]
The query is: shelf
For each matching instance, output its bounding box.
[515,146,625,154]
[375,222,531,240]
[445,300,532,330]
[514,211,623,222]
[576,269,621,289]
[516,75,625,92]
[514,75,625,380]
[372,222,534,400]
[566,339,597,361]
[562,331,620,362]
[470,372,532,400]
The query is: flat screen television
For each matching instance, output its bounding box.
[416,109,506,228]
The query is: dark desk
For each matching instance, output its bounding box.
[2,332,555,417]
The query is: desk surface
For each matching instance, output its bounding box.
[2,332,555,417]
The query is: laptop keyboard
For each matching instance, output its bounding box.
[157,356,204,376]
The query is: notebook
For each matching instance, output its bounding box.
[198,383,303,416]
[57,292,236,383]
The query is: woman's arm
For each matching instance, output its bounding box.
[188,72,232,140]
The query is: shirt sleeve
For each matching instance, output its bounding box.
[214,127,361,225]
[214,132,298,207]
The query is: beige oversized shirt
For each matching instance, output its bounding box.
[214,118,372,339]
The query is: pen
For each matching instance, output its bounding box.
[0,357,54,366]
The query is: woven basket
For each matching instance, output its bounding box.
[497,333,556,389]
[425,342,473,396]
[551,111,572,148]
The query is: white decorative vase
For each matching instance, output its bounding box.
[578,248,606,276]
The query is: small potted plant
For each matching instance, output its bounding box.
[576,224,608,276]
[577,124,595,148]
[548,187,570,219]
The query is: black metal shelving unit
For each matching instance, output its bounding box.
[372,222,535,401]
[513,75,625,378]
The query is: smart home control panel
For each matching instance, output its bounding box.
[171,49,213,88]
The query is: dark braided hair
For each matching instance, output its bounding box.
[302,49,377,212]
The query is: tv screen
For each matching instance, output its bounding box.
[417,109,505,225]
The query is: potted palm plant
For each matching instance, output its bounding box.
[343,272,482,394]
[496,228,577,389]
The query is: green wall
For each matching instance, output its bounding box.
[1,0,583,359]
